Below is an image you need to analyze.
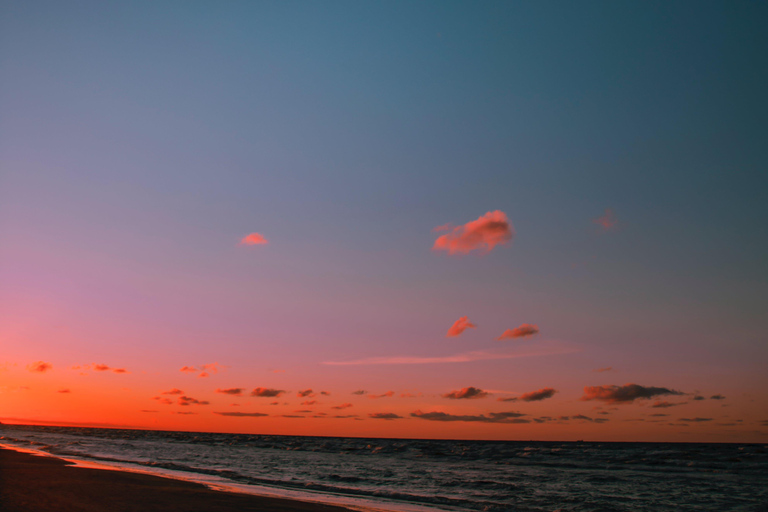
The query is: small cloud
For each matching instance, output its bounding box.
[496,397,518,402]
[369,412,402,420]
[400,392,422,398]
[332,415,359,419]
[251,387,286,397]
[573,414,593,422]
[174,411,197,415]
[351,390,367,395]
[93,364,110,372]
[301,400,317,406]
[368,391,395,399]
[320,391,331,396]
[282,415,304,418]
[411,410,528,424]
[152,397,174,405]
[692,395,706,401]
[446,316,477,337]
[269,401,279,406]
[240,233,268,246]
[519,388,557,402]
[433,210,514,255]
[678,417,713,422]
[58,389,71,394]
[112,368,129,374]
[442,386,489,400]
[297,389,315,398]
[651,401,687,408]
[178,396,209,406]
[331,403,353,410]
[216,388,244,396]
[581,384,684,404]
[27,361,53,373]
[161,388,184,395]
[710,394,726,400]
[592,367,613,373]
[649,413,669,417]
[141,410,158,413]
[180,366,198,373]
[593,208,618,231]
[497,324,539,340]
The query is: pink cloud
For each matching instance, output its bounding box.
[442,386,489,399]
[240,233,268,246]
[112,368,129,374]
[161,388,184,395]
[301,400,317,406]
[447,316,477,337]
[214,412,268,417]
[93,364,111,371]
[331,403,353,410]
[152,397,174,405]
[593,208,618,231]
[433,210,514,255]
[297,389,315,398]
[27,361,52,373]
[411,410,528,424]
[180,366,198,373]
[497,324,539,340]
[178,396,209,406]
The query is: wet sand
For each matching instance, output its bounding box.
[0,448,354,512]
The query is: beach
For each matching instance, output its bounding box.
[0,448,353,512]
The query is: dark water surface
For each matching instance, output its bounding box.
[1,424,766,512]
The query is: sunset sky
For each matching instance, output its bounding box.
[1,1,767,442]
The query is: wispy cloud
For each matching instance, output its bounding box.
[411,410,528,424]
[582,384,684,404]
[497,324,539,340]
[161,388,184,395]
[214,412,269,417]
[240,233,268,246]
[180,363,225,378]
[178,396,209,406]
[433,210,514,255]
[442,387,489,399]
[324,343,578,366]
[331,403,353,410]
[446,316,477,337]
[651,401,687,408]
[27,361,52,373]
[297,389,315,398]
[593,208,618,231]
[710,394,726,400]
[368,391,395,399]
[351,390,367,395]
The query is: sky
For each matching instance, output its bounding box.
[1,1,767,442]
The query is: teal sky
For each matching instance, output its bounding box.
[1,1,767,440]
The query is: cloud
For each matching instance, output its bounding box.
[320,391,331,396]
[368,391,395,399]
[27,361,52,373]
[651,401,687,408]
[174,412,196,415]
[324,344,579,366]
[216,388,244,396]
[497,324,539,340]
[496,397,518,402]
[593,208,618,231]
[112,368,129,374]
[581,384,684,404]
[180,366,198,373]
[141,410,158,413]
[301,400,317,406]
[58,389,71,394]
[331,403,353,410]
[161,388,184,395]
[181,363,224,378]
[592,367,613,373]
[446,316,477,337]
[678,417,713,422]
[693,395,706,401]
[433,210,514,255]
[93,364,110,371]
[251,387,286,397]
[332,415,359,419]
[400,392,422,398]
[519,388,557,402]
[178,396,209,406]
[297,389,315,398]
[368,413,402,420]
[649,413,669,417]
[573,414,593,421]
[442,387,489,399]
[351,390,367,395]
[411,410,528,424]
[710,394,726,400]
[240,233,268,246]
[152,397,174,405]
[213,411,269,418]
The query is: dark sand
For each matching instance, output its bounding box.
[0,448,355,512]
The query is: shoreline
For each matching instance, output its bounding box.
[0,446,386,512]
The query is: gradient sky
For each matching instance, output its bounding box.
[1,1,767,442]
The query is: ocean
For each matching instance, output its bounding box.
[1,424,766,512]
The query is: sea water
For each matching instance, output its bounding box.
[1,424,766,512]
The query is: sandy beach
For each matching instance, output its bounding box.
[0,448,354,512]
